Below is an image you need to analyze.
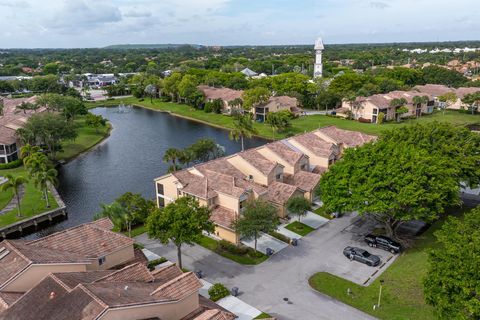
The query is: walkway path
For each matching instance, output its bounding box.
[137,213,378,320]
[0,185,25,215]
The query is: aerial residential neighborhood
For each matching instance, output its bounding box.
[1,1,480,320]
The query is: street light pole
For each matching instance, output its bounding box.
[378,279,385,308]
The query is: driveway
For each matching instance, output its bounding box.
[290,211,329,229]
[137,213,390,320]
[241,233,288,255]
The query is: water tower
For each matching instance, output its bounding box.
[314,38,324,78]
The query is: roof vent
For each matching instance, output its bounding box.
[0,249,10,261]
[100,242,106,247]
[49,292,56,300]
[124,285,129,291]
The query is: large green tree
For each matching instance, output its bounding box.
[423,207,480,319]
[318,137,460,239]
[232,199,279,253]
[286,196,311,222]
[146,197,214,269]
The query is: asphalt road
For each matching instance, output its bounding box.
[137,213,392,320]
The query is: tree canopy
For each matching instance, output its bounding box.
[318,122,480,239]
[146,197,214,269]
[423,207,480,319]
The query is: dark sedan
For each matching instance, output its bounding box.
[343,246,381,267]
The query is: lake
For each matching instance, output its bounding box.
[33,106,267,237]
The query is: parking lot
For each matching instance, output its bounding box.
[138,212,395,319]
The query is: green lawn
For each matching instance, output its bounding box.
[88,97,480,139]
[195,235,268,265]
[0,166,59,228]
[0,188,13,211]
[285,221,315,236]
[56,115,111,162]
[307,209,471,320]
[313,207,333,220]
[254,312,273,319]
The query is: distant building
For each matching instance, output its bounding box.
[240,68,258,77]
[197,85,244,114]
[253,96,301,122]
[314,38,324,78]
[0,96,44,164]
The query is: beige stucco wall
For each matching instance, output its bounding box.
[287,139,331,168]
[216,193,240,213]
[3,264,88,292]
[99,292,199,320]
[227,155,268,186]
[86,245,135,271]
[156,175,180,207]
[256,147,296,175]
[215,225,239,244]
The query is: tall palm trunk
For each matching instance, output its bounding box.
[177,244,183,269]
[15,189,21,217]
[240,135,244,152]
[44,188,50,208]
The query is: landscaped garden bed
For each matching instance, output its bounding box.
[285,221,314,236]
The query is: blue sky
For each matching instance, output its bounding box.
[0,0,479,48]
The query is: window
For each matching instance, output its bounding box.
[373,108,378,115]
[276,173,282,180]
[248,175,253,181]
[158,197,165,208]
[98,256,106,265]
[301,164,307,170]
[157,183,164,195]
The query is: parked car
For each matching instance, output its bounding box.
[364,234,401,254]
[343,246,381,267]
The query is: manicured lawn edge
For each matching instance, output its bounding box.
[195,235,268,265]
[313,207,333,220]
[56,116,112,163]
[254,312,273,319]
[285,221,314,236]
[88,97,480,138]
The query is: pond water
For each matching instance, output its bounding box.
[33,106,267,237]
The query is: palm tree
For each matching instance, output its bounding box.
[20,144,40,162]
[162,148,183,172]
[24,152,49,176]
[1,174,27,217]
[265,112,282,140]
[33,168,58,208]
[229,114,257,151]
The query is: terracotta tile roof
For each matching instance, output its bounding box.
[51,271,113,290]
[454,87,480,99]
[414,84,453,97]
[238,149,279,175]
[316,126,376,148]
[312,166,328,174]
[151,271,202,300]
[0,291,23,310]
[263,96,298,112]
[27,220,134,259]
[94,262,154,283]
[210,206,237,229]
[284,171,320,192]
[173,170,217,199]
[291,132,336,157]
[89,217,114,230]
[182,296,236,320]
[267,182,300,205]
[265,141,304,166]
[0,96,46,145]
[0,263,206,319]
[196,158,245,179]
[192,309,234,320]
[0,241,30,288]
[198,85,243,102]
[151,264,184,283]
